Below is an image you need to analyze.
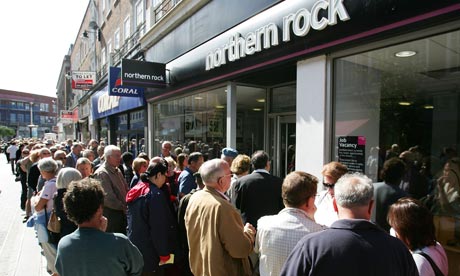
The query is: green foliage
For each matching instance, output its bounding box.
[0,126,15,138]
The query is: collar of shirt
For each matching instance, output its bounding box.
[216,189,230,201]
[253,169,269,174]
[280,207,313,220]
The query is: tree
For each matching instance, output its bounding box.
[0,126,15,138]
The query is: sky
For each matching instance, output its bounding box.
[0,1,90,98]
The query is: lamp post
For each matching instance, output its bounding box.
[27,102,37,138]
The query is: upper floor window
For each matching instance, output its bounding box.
[114,29,120,50]
[124,16,131,41]
[135,0,144,27]
[101,47,107,67]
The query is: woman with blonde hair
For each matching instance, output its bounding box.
[314,161,348,226]
[227,154,251,206]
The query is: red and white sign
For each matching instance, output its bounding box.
[71,71,96,90]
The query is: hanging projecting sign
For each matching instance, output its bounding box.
[109,67,144,97]
[121,59,166,88]
[71,71,96,90]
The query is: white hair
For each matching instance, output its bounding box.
[199,158,226,185]
[56,168,82,189]
[334,173,373,208]
[38,157,58,173]
[104,145,120,157]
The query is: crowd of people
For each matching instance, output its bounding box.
[1,137,456,276]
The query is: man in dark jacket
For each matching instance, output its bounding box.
[235,150,284,228]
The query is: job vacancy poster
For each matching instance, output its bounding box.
[337,136,366,174]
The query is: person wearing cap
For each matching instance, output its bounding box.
[221,147,238,167]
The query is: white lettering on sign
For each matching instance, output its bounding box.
[98,94,120,113]
[111,87,139,95]
[123,72,164,81]
[205,0,350,71]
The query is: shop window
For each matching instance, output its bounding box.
[236,86,266,155]
[270,85,296,113]
[154,87,227,158]
[333,30,460,253]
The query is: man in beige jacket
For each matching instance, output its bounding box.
[185,158,256,276]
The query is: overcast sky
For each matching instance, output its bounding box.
[0,1,89,98]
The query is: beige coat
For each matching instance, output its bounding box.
[185,187,253,276]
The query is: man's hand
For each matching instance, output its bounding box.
[244,223,256,243]
[99,216,108,232]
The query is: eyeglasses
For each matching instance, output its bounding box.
[22,151,30,154]
[218,173,234,182]
[323,182,335,189]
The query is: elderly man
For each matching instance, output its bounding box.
[281,173,418,276]
[55,178,143,276]
[65,143,82,168]
[160,140,176,161]
[185,159,256,276]
[256,171,324,276]
[94,145,129,234]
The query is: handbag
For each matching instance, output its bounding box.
[44,206,61,244]
[47,208,61,233]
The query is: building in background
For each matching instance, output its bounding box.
[0,89,57,139]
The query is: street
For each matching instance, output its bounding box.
[0,154,48,276]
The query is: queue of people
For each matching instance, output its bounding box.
[2,137,454,276]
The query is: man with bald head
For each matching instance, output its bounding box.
[185,159,256,276]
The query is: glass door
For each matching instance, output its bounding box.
[269,115,296,178]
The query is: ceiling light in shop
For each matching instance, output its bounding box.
[215,105,225,109]
[423,104,434,109]
[256,99,265,103]
[395,50,417,58]
[194,96,203,100]
[253,108,262,111]
[398,101,412,106]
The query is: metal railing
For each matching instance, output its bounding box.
[153,0,181,24]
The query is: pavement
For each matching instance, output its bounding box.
[0,154,49,276]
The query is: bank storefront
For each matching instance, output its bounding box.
[143,0,460,268]
[91,86,147,154]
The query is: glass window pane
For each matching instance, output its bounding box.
[333,30,460,229]
[236,86,266,155]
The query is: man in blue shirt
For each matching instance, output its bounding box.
[178,152,203,199]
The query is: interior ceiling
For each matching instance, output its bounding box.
[342,29,460,98]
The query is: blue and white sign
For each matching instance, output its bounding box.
[109,67,144,97]
[91,85,146,120]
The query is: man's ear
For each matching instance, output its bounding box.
[367,199,374,216]
[333,197,338,213]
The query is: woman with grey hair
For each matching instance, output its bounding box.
[55,168,82,238]
[33,157,59,274]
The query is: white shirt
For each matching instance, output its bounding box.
[6,145,18,159]
[413,242,448,276]
[255,207,325,276]
[40,178,57,211]
[314,190,338,226]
